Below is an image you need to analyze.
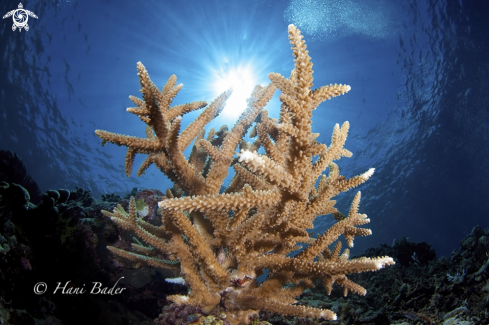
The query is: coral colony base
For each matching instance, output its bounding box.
[95,25,395,324]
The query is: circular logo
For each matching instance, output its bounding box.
[13,9,28,29]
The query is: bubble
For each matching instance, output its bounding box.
[284,0,399,41]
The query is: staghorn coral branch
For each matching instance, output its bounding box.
[164,101,207,122]
[158,184,281,214]
[178,89,231,152]
[166,116,207,194]
[107,246,179,271]
[94,130,161,152]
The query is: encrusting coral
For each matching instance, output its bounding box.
[95,24,394,324]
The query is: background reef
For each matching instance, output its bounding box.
[0,152,180,324]
[1,158,488,324]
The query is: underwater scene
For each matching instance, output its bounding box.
[1,0,489,324]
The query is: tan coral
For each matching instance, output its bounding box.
[96,24,394,324]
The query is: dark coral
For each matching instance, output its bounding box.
[155,303,203,325]
[0,176,182,324]
[363,236,437,267]
[0,150,41,204]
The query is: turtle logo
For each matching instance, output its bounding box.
[3,3,38,32]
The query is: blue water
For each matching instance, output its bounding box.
[1,0,488,257]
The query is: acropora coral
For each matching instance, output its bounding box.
[95,24,394,324]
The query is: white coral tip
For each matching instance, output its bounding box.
[238,149,265,167]
[375,257,395,269]
[165,277,186,285]
[238,149,255,163]
[362,168,375,180]
[320,311,337,320]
